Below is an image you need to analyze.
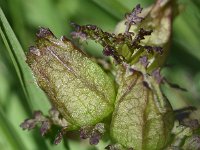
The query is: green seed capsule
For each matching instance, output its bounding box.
[110,66,174,150]
[26,28,116,130]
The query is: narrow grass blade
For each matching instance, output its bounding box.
[0,108,27,150]
[0,8,49,111]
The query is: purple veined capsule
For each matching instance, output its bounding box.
[26,27,116,130]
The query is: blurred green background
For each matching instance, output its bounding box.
[0,0,200,150]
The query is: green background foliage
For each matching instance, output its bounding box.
[0,0,200,149]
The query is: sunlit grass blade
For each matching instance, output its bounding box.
[0,8,49,111]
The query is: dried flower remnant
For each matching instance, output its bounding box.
[114,0,178,72]
[139,55,149,68]
[70,4,165,67]
[20,111,47,131]
[125,4,143,33]
[20,108,68,142]
[71,22,162,68]
[54,127,68,144]
[80,123,105,145]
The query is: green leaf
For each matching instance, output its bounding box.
[0,8,49,112]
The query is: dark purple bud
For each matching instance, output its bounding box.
[86,25,97,30]
[103,46,122,63]
[29,46,41,56]
[21,108,69,145]
[33,111,47,122]
[33,111,43,119]
[80,124,105,145]
[124,32,134,39]
[143,46,163,55]
[54,127,67,145]
[153,46,163,54]
[71,22,88,41]
[139,55,149,68]
[103,46,115,56]
[138,28,152,39]
[20,119,36,130]
[36,27,54,38]
[71,31,87,41]
[94,123,105,134]
[132,28,153,46]
[40,121,51,136]
[89,132,101,145]
[125,4,143,32]
[152,68,163,84]
[70,22,81,31]
[80,127,91,139]
[143,46,154,54]
[20,111,47,131]
[135,4,143,14]
[49,107,59,118]
[89,123,105,145]
[54,131,63,145]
